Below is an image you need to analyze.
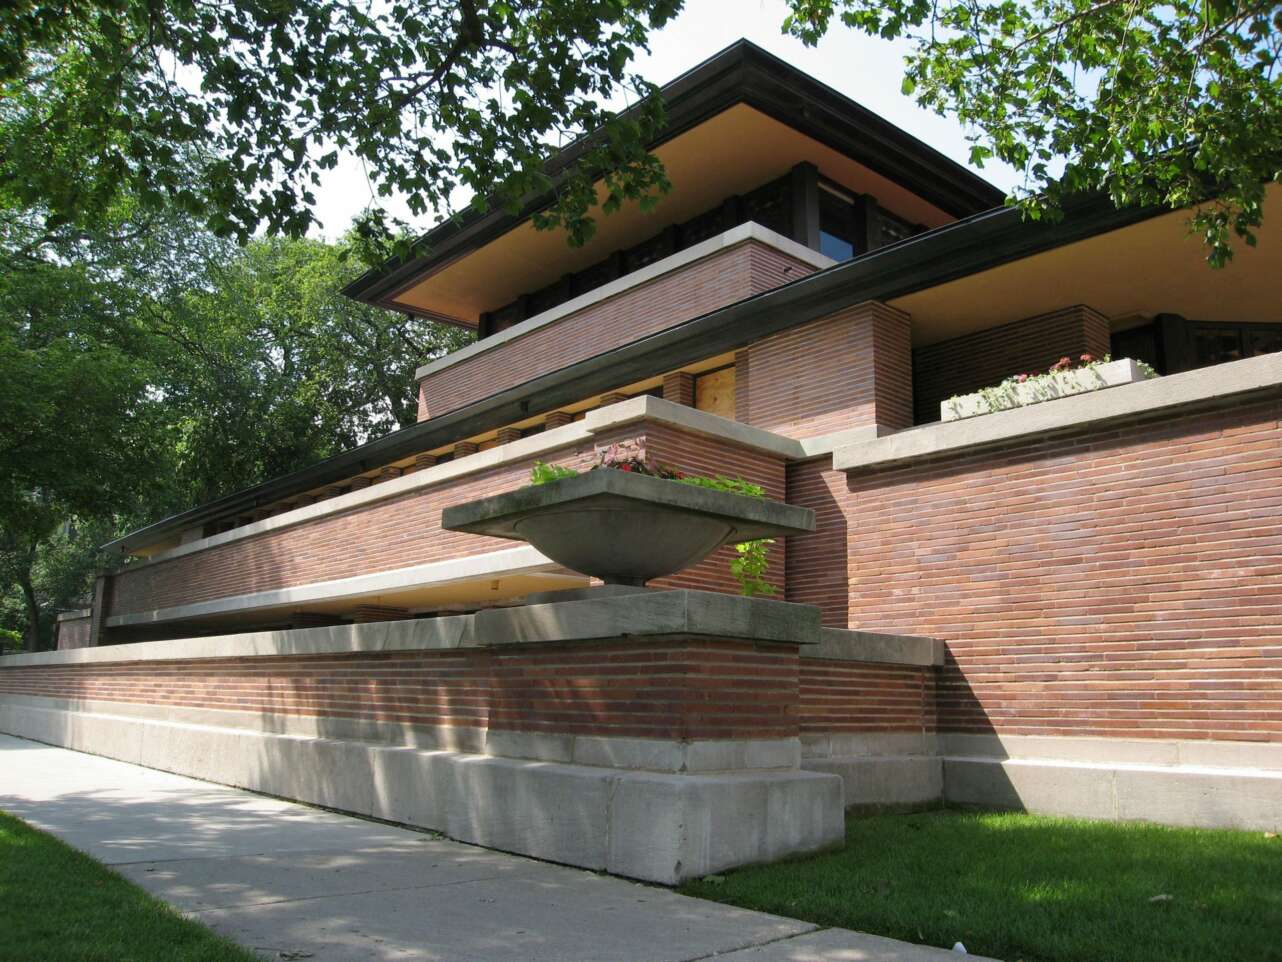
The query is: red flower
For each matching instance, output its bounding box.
[619,463,632,472]
[1080,353,1094,363]
[1016,373,1030,383]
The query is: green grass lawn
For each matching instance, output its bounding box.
[0,811,261,962]
[679,809,1282,962]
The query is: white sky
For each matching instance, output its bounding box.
[308,0,1021,239]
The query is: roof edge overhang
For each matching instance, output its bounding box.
[340,39,1004,316]
[106,190,1162,556]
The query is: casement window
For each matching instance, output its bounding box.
[1111,315,1282,375]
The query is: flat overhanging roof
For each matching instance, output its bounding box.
[341,39,1003,326]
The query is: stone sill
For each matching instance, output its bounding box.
[835,351,1282,474]
[413,222,834,382]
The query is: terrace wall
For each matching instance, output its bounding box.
[103,401,791,634]
[832,369,1282,746]
[911,305,1111,425]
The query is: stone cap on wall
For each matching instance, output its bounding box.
[834,351,1282,474]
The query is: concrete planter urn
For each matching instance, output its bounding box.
[941,358,1155,422]
[441,469,815,586]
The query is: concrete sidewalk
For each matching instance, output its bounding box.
[0,733,993,961]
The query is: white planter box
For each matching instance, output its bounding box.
[942,358,1152,422]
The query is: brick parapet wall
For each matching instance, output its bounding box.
[419,240,816,420]
[785,457,850,625]
[829,394,1282,744]
[108,427,638,618]
[106,418,790,622]
[0,637,800,742]
[736,302,913,439]
[912,305,1111,425]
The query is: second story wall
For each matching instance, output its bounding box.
[416,225,830,421]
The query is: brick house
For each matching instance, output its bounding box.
[5,41,1280,868]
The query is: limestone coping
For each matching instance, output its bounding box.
[413,223,834,382]
[833,351,1282,474]
[0,589,820,668]
[807,628,945,666]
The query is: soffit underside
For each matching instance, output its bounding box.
[390,104,959,324]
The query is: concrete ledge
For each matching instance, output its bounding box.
[940,732,1282,772]
[944,755,1282,832]
[834,351,1282,473]
[1,615,479,668]
[0,700,843,884]
[9,588,818,669]
[475,589,821,647]
[802,732,939,759]
[804,755,943,810]
[107,546,570,628]
[806,628,945,666]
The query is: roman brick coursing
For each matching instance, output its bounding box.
[418,240,816,420]
[0,638,801,741]
[736,302,913,439]
[835,395,1282,744]
[912,305,1111,425]
[642,422,787,597]
[106,421,790,622]
[107,426,644,619]
[662,371,695,407]
[785,457,850,626]
[799,659,936,735]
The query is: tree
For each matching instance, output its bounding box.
[0,223,465,646]
[784,0,1282,265]
[147,235,469,507]
[0,222,171,648]
[1,0,682,251]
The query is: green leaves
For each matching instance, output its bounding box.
[1,0,683,245]
[785,0,1282,265]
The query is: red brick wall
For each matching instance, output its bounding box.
[109,428,641,617]
[737,302,913,439]
[0,638,799,741]
[419,240,815,420]
[785,458,849,625]
[800,659,936,735]
[644,422,788,597]
[835,395,1282,743]
[108,420,790,620]
[912,305,1111,425]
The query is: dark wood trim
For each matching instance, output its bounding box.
[789,162,821,250]
[851,194,880,254]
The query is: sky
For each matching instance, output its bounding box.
[308,0,1021,239]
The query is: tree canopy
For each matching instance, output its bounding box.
[1,0,681,248]
[3,1,1278,264]
[783,0,1282,265]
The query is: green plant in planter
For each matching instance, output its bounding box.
[529,450,777,597]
